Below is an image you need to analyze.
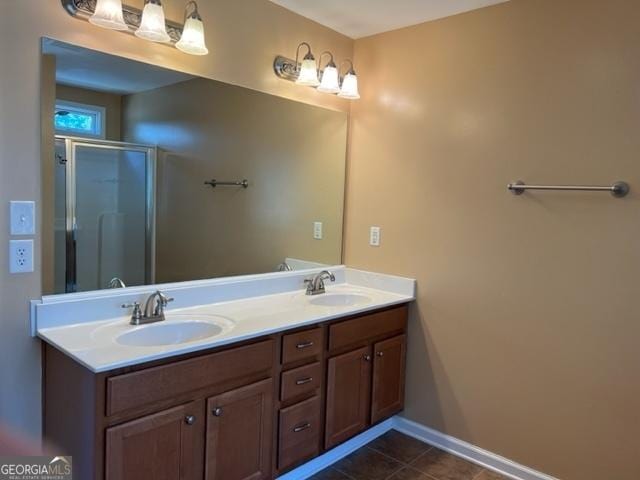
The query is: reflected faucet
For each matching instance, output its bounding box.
[121,290,174,325]
[277,262,292,272]
[108,277,126,288]
[304,270,335,295]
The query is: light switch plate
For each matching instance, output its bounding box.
[369,226,381,247]
[9,239,34,273]
[10,201,35,235]
[313,222,323,240]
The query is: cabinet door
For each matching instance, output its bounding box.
[105,401,203,480]
[371,334,406,424]
[205,378,273,480]
[325,346,372,449]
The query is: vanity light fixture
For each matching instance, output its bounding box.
[295,42,320,87]
[316,52,340,94]
[61,0,209,55]
[89,0,128,30]
[338,60,360,100]
[175,1,209,56]
[136,0,171,43]
[273,45,360,100]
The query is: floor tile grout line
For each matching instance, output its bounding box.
[366,443,434,467]
[330,465,358,480]
[471,469,490,480]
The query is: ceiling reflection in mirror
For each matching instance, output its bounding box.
[42,38,347,295]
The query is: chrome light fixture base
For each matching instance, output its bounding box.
[273,55,301,83]
[61,0,184,44]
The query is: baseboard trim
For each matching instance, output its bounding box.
[392,417,559,480]
[277,418,394,479]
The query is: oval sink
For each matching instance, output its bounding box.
[116,317,231,347]
[309,293,372,307]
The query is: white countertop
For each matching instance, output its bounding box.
[35,267,415,372]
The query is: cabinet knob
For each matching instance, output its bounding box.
[376,351,384,357]
[295,377,313,385]
[363,354,372,362]
[184,415,196,425]
[296,341,314,349]
[212,407,223,417]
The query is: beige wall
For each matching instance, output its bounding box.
[345,0,640,479]
[0,0,352,440]
[56,84,123,140]
[122,77,346,281]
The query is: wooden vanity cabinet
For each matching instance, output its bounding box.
[325,306,408,449]
[205,379,273,480]
[43,304,409,480]
[105,401,204,480]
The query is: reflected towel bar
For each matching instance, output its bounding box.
[508,180,629,198]
[205,179,249,188]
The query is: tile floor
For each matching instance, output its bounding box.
[309,430,510,480]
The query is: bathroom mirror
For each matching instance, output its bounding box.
[41,38,347,295]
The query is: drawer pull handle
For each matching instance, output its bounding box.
[295,377,313,385]
[296,341,314,349]
[184,415,196,425]
[293,422,312,433]
[363,354,372,362]
[377,351,384,357]
[212,407,223,417]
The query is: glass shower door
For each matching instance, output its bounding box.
[62,138,156,293]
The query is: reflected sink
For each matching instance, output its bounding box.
[116,315,233,347]
[309,293,372,307]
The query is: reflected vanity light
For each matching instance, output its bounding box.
[62,0,208,55]
[136,0,171,43]
[273,45,360,100]
[295,42,320,86]
[89,0,128,30]
[338,60,360,100]
[317,52,340,94]
[176,1,209,56]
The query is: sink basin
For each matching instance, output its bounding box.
[309,293,372,307]
[116,316,233,347]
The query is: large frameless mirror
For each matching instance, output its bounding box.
[41,38,348,295]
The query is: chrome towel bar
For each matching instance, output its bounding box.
[205,179,249,188]
[508,180,629,198]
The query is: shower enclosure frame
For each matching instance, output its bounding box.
[57,135,157,293]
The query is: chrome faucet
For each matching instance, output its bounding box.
[108,277,126,288]
[304,270,335,295]
[277,262,292,272]
[121,290,174,325]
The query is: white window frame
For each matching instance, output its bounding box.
[54,100,106,139]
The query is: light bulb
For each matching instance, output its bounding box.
[89,0,128,30]
[338,72,360,100]
[317,64,340,94]
[135,0,171,43]
[296,57,320,86]
[176,4,208,55]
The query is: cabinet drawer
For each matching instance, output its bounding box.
[278,396,321,471]
[106,339,274,416]
[280,362,321,402]
[328,306,407,352]
[282,328,322,365]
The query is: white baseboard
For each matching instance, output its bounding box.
[392,417,559,480]
[277,418,394,479]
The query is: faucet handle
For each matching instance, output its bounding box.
[121,302,143,323]
[161,296,175,306]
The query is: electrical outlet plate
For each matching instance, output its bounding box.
[9,239,34,273]
[313,222,323,240]
[10,201,36,235]
[370,226,381,247]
